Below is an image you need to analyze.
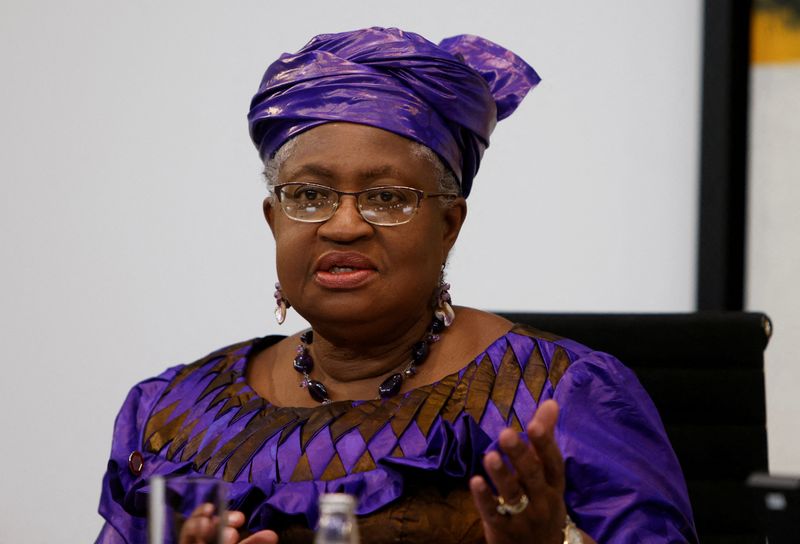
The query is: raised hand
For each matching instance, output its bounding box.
[469,399,593,544]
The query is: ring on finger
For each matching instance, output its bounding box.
[496,493,529,516]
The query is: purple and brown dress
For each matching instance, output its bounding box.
[96,324,697,543]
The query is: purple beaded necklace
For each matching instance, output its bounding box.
[292,317,447,404]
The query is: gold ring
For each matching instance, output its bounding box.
[496,493,529,515]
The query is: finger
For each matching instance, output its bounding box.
[469,475,502,525]
[223,526,241,544]
[226,511,246,529]
[239,529,280,544]
[482,448,528,509]
[179,514,215,544]
[497,427,546,495]
[189,502,216,518]
[527,400,565,489]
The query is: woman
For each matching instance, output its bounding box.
[97,28,697,543]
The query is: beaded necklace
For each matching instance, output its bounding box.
[292,317,446,404]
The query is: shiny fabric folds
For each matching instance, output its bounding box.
[247,27,540,197]
[96,326,697,543]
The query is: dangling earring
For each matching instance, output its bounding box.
[274,282,291,325]
[434,268,455,327]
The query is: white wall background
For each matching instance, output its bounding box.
[747,63,800,475]
[0,1,707,542]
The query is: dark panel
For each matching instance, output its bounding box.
[690,480,764,541]
[637,368,766,425]
[501,312,771,366]
[697,0,752,310]
[667,425,768,479]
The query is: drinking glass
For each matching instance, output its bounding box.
[148,475,228,544]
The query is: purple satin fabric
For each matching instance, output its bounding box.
[96,330,697,543]
[247,28,540,197]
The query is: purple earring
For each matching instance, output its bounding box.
[274,282,291,325]
[434,272,455,327]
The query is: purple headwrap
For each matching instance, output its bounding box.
[247,27,540,197]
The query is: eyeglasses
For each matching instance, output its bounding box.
[271,182,458,226]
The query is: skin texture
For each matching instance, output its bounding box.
[229,123,594,543]
[260,122,472,402]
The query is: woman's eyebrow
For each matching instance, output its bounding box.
[358,165,399,180]
[284,164,335,179]
[286,164,403,181]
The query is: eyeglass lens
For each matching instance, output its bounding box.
[277,184,420,225]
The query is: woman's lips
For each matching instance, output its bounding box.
[314,252,378,289]
[315,268,377,289]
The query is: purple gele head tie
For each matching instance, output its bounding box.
[247,27,540,197]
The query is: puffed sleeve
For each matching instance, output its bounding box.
[95,367,182,544]
[547,348,698,543]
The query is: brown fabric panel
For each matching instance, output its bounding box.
[414,373,458,436]
[389,388,431,438]
[330,402,379,442]
[278,418,304,446]
[164,339,254,394]
[180,428,208,462]
[283,480,480,544]
[209,382,247,409]
[373,483,483,544]
[166,417,200,460]
[208,351,244,374]
[351,449,377,473]
[289,452,314,482]
[390,445,404,458]
[464,354,496,424]
[223,412,304,481]
[522,343,548,403]
[548,347,572,390]
[145,409,189,453]
[510,323,562,342]
[215,390,258,421]
[301,404,348,450]
[509,411,524,433]
[193,407,275,468]
[231,398,268,424]
[143,399,181,446]
[207,409,300,476]
[198,369,239,402]
[356,395,404,444]
[441,362,477,423]
[319,453,347,481]
[192,434,221,472]
[490,344,521,421]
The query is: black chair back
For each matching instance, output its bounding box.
[498,312,772,544]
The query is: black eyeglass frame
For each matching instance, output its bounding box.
[271,182,459,226]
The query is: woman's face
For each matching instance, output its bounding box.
[264,123,466,333]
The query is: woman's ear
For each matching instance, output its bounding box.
[441,198,467,260]
[263,196,277,237]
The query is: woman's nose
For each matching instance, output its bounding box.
[317,195,373,242]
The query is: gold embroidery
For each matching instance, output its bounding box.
[415,374,458,436]
[548,347,572,390]
[352,449,377,473]
[290,452,314,482]
[491,344,522,421]
[320,453,347,481]
[389,388,430,438]
[522,344,547,403]
[464,354,496,423]
[441,362,477,423]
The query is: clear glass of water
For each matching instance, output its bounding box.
[148,475,228,544]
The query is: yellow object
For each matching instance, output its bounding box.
[752,8,800,63]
